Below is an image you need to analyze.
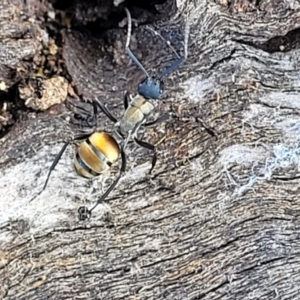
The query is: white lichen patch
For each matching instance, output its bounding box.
[219,142,300,197]
[125,195,160,211]
[242,103,280,127]
[259,92,300,110]
[219,145,270,168]
[242,103,300,143]
[120,162,151,183]
[182,75,218,103]
[189,157,204,173]
[222,98,300,197]
[275,119,300,142]
[0,143,109,243]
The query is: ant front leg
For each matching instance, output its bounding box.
[144,113,169,127]
[89,99,99,128]
[123,91,130,110]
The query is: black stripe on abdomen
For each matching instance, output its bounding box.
[76,153,99,177]
[86,138,112,167]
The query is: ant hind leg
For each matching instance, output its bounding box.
[78,148,127,221]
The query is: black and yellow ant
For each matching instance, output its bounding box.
[36,8,189,220]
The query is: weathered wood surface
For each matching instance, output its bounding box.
[1,0,300,299]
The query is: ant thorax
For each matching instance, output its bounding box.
[115,94,155,138]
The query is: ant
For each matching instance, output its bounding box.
[35,8,189,221]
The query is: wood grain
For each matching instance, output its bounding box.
[1,0,300,299]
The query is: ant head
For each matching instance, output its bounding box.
[138,77,164,100]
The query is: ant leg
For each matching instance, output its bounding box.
[79,100,98,128]
[134,138,157,174]
[124,8,149,78]
[86,101,98,128]
[78,148,127,221]
[124,91,130,110]
[32,133,93,201]
[93,98,118,123]
[67,100,95,127]
[40,141,70,193]
[144,113,169,127]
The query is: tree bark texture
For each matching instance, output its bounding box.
[1,0,300,299]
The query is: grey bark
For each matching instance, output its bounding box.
[1,0,300,299]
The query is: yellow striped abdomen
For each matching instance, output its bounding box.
[75,132,120,178]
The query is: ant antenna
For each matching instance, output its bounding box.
[124,8,150,78]
[145,25,181,59]
[124,7,190,83]
[158,18,190,80]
